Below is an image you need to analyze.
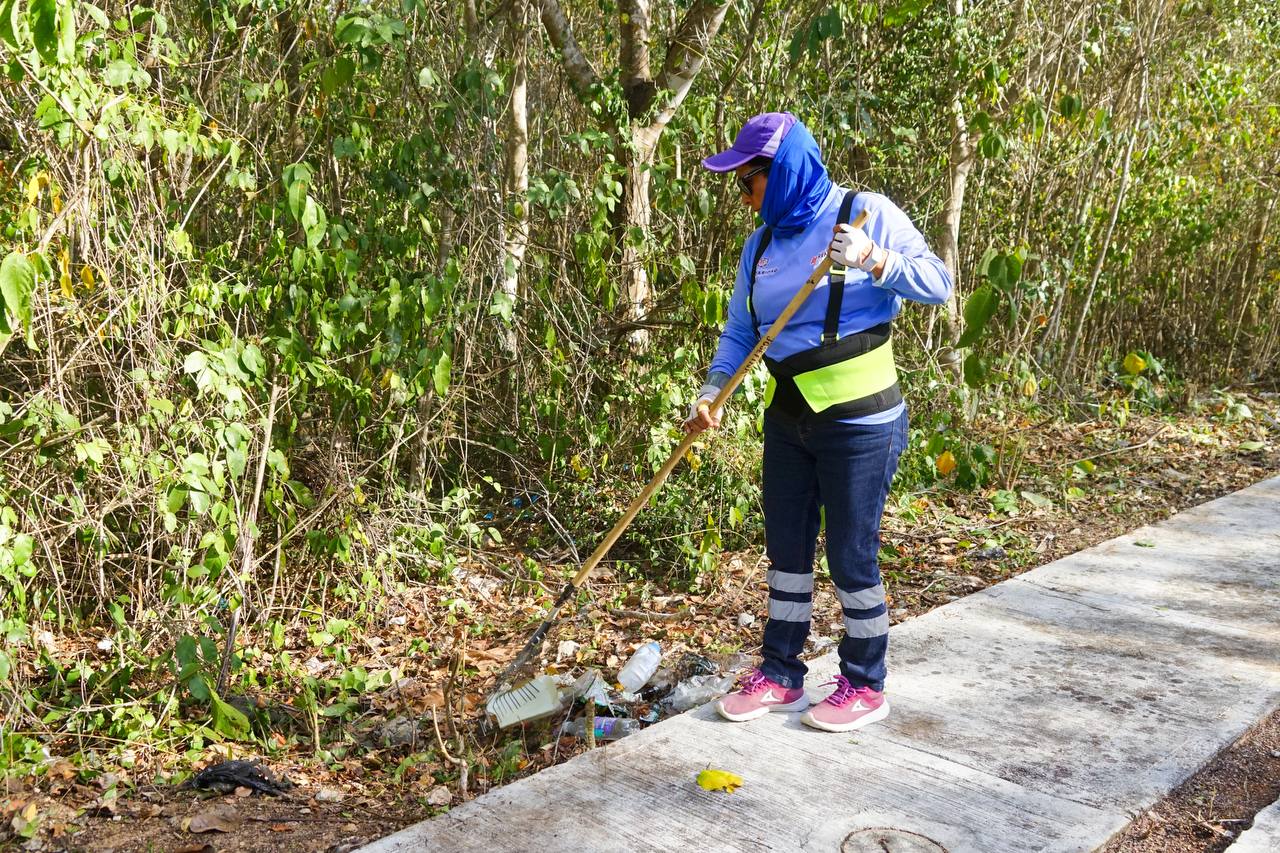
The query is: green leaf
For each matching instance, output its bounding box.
[956,284,998,348]
[57,0,74,63]
[0,252,35,336]
[82,3,108,30]
[1058,92,1083,120]
[183,350,207,374]
[103,58,135,86]
[176,634,198,669]
[166,487,186,513]
[300,195,327,249]
[186,673,210,702]
[0,0,21,49]
[147,397,174,417]
[432,351,452,397]
[489,289,515,323]
[334,14,366,45]
[226,448,247,478]
[240,343,264,377]
[169,227,193,257]
[1239,440,1265,452]
[28,0,57,64]
[884,0,929,26]
[209,689,251,740]
[985,252,1022,292]
[962,352,989,388]
[12,533,33,565]
[283,162,312,220]
[979,130,1007,160]
[188,488,210,515]
[325,55,355,91]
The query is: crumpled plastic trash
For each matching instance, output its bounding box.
[183,759,292,796]
[572,669,612,707]
[665,674,737,713]
[676,652,718,679]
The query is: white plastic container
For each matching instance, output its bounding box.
[616,641,662,692]
[486,675,561,728]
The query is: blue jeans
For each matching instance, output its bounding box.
[758,408,908,692]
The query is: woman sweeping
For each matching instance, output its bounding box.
[685,112,951,732]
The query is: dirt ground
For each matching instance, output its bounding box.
[4,406,1279,852]
[1102,707,1280,853]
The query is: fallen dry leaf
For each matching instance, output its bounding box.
[187,803,242,834]
[47,760,77,782]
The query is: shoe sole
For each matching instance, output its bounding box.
[799,699,890,732]
[715,694,810,723]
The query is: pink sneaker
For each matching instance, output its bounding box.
[714,669,808,722]
[800,676,889,732]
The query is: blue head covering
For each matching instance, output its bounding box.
[760,117,832,237]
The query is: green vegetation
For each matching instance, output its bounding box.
[0,0,1276,811]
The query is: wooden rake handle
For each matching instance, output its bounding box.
[569,210,868,590]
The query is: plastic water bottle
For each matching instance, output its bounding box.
[616,641,662,692]
[560,716,641,741]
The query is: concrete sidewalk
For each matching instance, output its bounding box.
[1227,796,1280,852]
[362,476,1280,853]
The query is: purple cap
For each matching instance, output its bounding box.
[702,112,797,172]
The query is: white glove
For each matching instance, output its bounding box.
[683,383,722,430]
[829,224,886,273]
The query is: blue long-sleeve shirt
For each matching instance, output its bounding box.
[708,186,952,423]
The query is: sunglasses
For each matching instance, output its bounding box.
[736,164,770,196]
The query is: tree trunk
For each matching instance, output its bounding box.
[1227,189,1273,375]
[939,93,974,348]
[540,0,730,351]
[499,0,530,355]
[620,125,661,346]
[1062,75,1147,377]
[936,0,973,383]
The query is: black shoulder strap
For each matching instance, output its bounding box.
[823,190,859,345]
[747,227,772,331]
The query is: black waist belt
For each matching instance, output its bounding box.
[749,191,902,422]
[763,323,902,421]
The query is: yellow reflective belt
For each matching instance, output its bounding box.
[791,339,898,413]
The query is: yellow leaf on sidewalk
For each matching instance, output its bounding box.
[696,768,743,793]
